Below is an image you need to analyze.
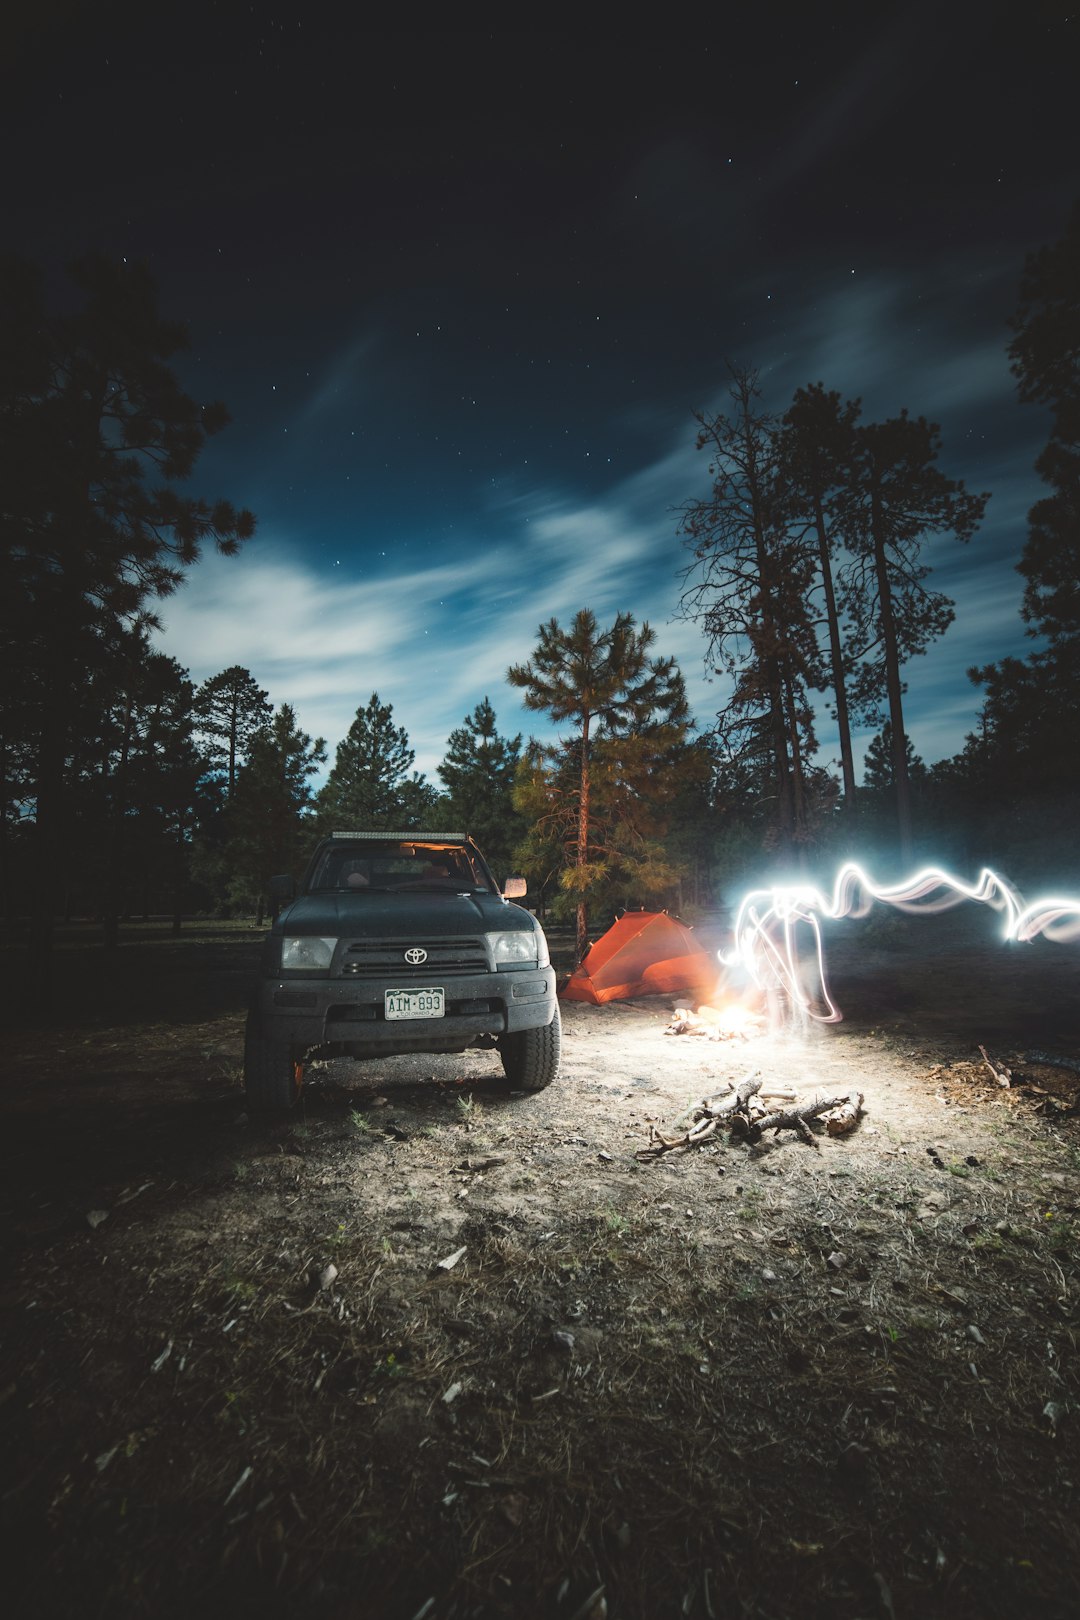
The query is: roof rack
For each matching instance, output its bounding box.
[331,831,468,841]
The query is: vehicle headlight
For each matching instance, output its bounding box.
[281,936,337,972]
[492,931,539,967]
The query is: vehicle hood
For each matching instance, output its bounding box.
[276,890,537,938]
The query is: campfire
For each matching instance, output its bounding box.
[664,998,766,1041]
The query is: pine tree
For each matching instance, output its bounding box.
[862,721,925,791]
[778,383,862,817]
[1007,199,1080,643]
[194,666,272,795]
[841,414,987,860]
[229,705,325,916]
[97,642,204,943]
[678,366,821,853]
[508,611,689,962]
[317,693,433,830]
[437,698,523,870]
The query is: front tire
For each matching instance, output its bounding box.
[499,1003,561,1091]
[244,1017,303,1114]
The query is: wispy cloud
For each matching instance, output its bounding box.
[153,432,719,781]
[154,290,1045,790]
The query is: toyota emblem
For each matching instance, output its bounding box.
[404,947,428,965]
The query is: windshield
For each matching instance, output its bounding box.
[309,841,495,894]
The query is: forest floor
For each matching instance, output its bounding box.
[2,912,1079,1620]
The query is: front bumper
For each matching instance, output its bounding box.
[252,968,557,1054]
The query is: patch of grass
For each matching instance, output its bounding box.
[349,1108,371,1133]
[971,1232,1007,1255]
[221,1276,256,1301]
[220,1390,253,1434]
[1044,1214,1076,1254]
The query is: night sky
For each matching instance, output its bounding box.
[5,5,1079,780]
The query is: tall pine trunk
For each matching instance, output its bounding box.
[811,489,857,816]
[576,714,591,966]
[28,657,73,1019]
[870,489,913,862]
[783,669,807,848]
[746,420,794,853]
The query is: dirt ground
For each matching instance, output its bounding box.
[2,913,1079,1620]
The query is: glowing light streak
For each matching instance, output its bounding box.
[725,863,1080,1024]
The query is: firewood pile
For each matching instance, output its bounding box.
[636,1073,864,1159]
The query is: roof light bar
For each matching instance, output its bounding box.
[331,831,468,842]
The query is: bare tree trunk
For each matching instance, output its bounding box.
[783,670,807,846]
[103,683,135,951]
[28,676,69,1020]
[576,713,591,966]
[172,815,184,935]
[228,694,239,796]
[753,548,794,849]
[767,658,794,850]
[870,492,913,863]
[811,489,857,816]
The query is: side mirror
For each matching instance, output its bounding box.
[269,873,296,904]
[503,876,527,899]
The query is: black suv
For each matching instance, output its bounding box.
[244,831,560,1111]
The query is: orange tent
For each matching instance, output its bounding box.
[560,911,719,1005]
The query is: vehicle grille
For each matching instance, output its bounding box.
[339,937,489,977]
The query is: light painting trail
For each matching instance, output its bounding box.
[724,863,1080,1025]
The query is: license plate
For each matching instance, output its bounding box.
[385,987,445,1020]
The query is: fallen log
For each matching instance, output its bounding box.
[823,1088,864,1136]
[704,1074,763,1118]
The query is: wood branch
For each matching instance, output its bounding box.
[978,1044,1013,1088]
[638,1079,863,1161]
[636,1116,720,1158]
[703,1075,762,1117]
[736,1090,863,1144]
[637,1077,765,1158]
